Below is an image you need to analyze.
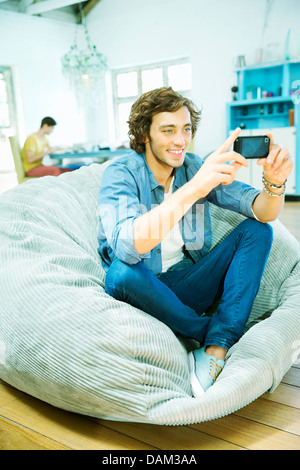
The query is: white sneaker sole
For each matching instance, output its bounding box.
[188,351,205,398]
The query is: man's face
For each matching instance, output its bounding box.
[144,106,192,171]
[44,125,55,135]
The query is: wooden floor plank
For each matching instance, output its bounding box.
[97,420,244,450]
[189,414,300,450]
[0,383,20,408]
[282,367,300,387]
[0,416,70,450]
[235,398,300,435]
[262,383,300,408]
[0,385,155,450]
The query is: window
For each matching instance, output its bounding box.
[0,67,18,194]
[112,59,191,143]
[0,66,17,185]
[0,76,10,128]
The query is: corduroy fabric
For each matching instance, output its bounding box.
[0,162,299,425]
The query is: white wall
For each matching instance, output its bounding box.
[87,0,300,157]
[0,10,87,147]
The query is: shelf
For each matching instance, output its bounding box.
[234,59,300,72]
[228,99,293,130]
[230,96,292,106]
[227,60,300,195]
[234,113,289,120]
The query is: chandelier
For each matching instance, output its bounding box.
[61,5,107,106]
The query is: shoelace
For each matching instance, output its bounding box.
[209,358,224,382]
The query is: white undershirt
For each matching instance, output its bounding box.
[161,177,184,272]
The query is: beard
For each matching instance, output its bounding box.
[147,135,185,170]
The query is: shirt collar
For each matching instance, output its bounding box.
[142,152,186,191]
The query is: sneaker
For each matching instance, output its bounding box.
[188,347,225,397]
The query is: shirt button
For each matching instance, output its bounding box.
[157,248,161,253]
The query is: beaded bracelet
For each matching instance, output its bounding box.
[262,175,286,197]
[263,185,285,197]
[262,175,287,189]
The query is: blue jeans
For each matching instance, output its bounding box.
[105,219,273,350]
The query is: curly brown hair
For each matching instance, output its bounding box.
[127,87,201,154]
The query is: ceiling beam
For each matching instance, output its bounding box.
[82,0,100,16]
[75,0,101,22]
[25,0,82,15]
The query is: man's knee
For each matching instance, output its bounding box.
[46,166,61,176]
[249,218,272,238]
[105,259,144,292]
[242,218,273,251]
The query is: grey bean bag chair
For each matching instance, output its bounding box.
[0,161,299,425]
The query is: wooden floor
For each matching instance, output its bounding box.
[1,202,300,451]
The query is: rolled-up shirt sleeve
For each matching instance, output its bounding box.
[207,180,261,218]
[98,163,150,265]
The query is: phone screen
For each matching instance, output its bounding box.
[234,136,270,159]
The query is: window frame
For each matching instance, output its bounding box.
[0,66,18,174]
[112,58,191,143]
[0,66,16,130]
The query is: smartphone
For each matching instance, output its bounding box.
[233,135,270,159]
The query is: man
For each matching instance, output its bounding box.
[21,116,72,177]
[98,87,293,396]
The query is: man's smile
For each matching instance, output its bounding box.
[167,148,185,157]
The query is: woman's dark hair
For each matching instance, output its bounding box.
[128,87,201,154]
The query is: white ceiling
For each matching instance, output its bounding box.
[0,0,100,22]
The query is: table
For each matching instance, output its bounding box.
[48,148,133,166]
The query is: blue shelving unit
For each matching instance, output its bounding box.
[227,60,300,196]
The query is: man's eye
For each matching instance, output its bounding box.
[185,128,192,133]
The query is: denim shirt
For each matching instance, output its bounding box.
[97,151,260,275]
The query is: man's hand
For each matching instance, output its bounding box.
[252,132,293,223]
[190,127,249,198]
[45,146,58,155]
[257,132,293,186]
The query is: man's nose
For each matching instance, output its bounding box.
[173,131,185,146]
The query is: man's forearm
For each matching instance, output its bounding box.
[26,150,48,163]
[252,186,284,223]
[133,183,197,255]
